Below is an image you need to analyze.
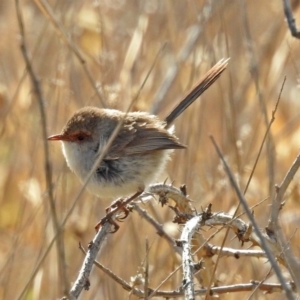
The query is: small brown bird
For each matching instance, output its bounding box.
[48,59,228,199]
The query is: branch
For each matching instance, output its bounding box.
[267,151,300,291]
[283,0,300,39]
[180,215,202,299]
[150,0,214,115]
[132,204,181,254]
[148,183,194,213]
[268,152,300,230]
[69,222,111,299]
[79,244,296,298]
[15,0,69,297]
[33,0,106,106]
[209,246,266,259]
[210,136,295,299]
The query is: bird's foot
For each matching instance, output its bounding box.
[95,189,144,232]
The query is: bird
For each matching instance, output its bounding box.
[48,59,228,199]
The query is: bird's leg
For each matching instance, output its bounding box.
[95,188,144,232]
[105,198,123,213]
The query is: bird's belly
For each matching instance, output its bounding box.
[86,150,172,199]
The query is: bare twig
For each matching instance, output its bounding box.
[210,136,295,299]
[268,153,300,230]
[240,0,276,200]
[34,0,106,107]
[15,0,69,297]
[132,204,181,254]
[242,74,284,196]
[209,246,266,259]
[203,73,282,297]
[144,239,149,300]
[246,267,272,300]
[151,0,217,115]
[118,14,148,105]
[151,0,214,115]
[79,245,293,298]
[203,282,295,296]
[283,0,300,39]
[267,151,300,291]
[17,25,161,300]
[69,222,111,299]
[151,25,201,115]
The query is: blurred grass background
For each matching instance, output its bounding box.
[1,0,300,299]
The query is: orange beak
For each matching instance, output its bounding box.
[48,134,68,141]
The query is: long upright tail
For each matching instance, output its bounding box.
[165,58,229,126]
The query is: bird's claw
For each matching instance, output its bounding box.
[95,189,144,233]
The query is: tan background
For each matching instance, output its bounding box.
[0,0,300,299]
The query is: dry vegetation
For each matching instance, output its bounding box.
[1,0,300,299]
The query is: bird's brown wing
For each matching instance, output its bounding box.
[105,113,185,160]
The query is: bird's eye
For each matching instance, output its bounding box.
[77,135,85,141]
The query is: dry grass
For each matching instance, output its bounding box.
[1,0,300,299]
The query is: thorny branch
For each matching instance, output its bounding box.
[69,182,297,299]
[210,136,295,299]
[79,243,297,299]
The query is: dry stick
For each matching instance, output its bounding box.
[151,0,214,115]
[3,0,57,120]
[252,223,299,299]
[81,244,290,298]
[93,252,294,298]
[204,77,285,299]
[79,244,143,298]
[266,78,300,289]
[137,188,267,298]
[246,267,273,300]
[119,14,148,104]
[132,204,181,255]
[78,243,183,299]
[268,154,300,229]
[241,80,285,196]
[148,184,266,298]
[148,265,182,298]
[34,0,106,107]
[240,0,276,201]
[15,0,70,296]
[151,25,199,115]
[267,152,300,291]
[209,136,295,300]
[75,184,181,299]
[134,191,266,259]
[135,187,266,258]
[68,50,162,298]
[283,0,300,39]
[79,238,293,298]
[143,203,268,298]
[280,228,300,291]
[209,246,265,259]
[251,76,285,224]
[235,197,269,219]
[144,239,149,300]
[69,222,111,299]
[17,29,162,300]
[70,192,144,299]
[87,208,286,298]
[202,282,295,296]
[192,198,269,259]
